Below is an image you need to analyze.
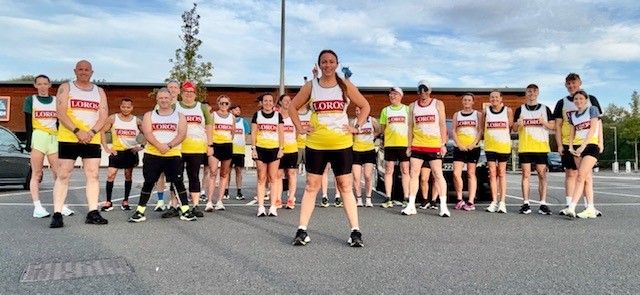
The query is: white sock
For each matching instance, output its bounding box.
[524,200,530,205]
[408,195,416,207]
[351,227,360,231]
[565,196,571,206]
[539,200,547,205]
[298,225,307,231]
[34,200,42,207]
[583,198,588,208]
[568,203,577,211]
[440,195,447,207]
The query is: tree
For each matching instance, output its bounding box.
[630,90,640,117]
[602,103,628,124]
[8,75,72,83]
[167,3,213,102]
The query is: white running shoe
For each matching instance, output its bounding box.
[401,205,417,216]
[439,207,451,217]
[215,201,225,211]
[257,206,266,217]
[356,198,363,207]
[33,206,50,218]
[365,198,373,207]
[62,205,75,216]
[154,200,166,212]
[204,202,214,212]
[497,202,507,214]
[486,202,498,213]
[246,198,258,206]
[268,206,278,217]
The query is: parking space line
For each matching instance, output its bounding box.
[0,186,86,197]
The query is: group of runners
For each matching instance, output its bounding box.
[23,50,603,248]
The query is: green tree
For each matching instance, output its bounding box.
[167,2,213,102]
[630,90,640,117]
[602,103,628,124]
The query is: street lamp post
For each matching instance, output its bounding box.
[610,126,618,172]
[278,0,285,96]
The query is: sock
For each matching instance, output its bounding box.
[583,198,588,208]
[351,227,360,231]
[157,191,165,201]
[124,181,132,201]
[298,225,307,231]
[106,181,114,202]
[200,190,205,195]
[539,200,547,205]
[237,188,242,195]
[568,203,576,211]
[565,196,571,206]
[180,205,190,213]
[224,189,229,195]
[136,206,146,214]
[524,200,530,205]
[408,195,416,207]
[587,203,595,209]
[33,200,42,207]
[440,195,447,207]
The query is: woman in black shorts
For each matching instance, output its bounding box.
[252,93,284,217]
[351,106,380,208]
[278,94,299,209]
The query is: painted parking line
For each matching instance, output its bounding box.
[0,186,87,197]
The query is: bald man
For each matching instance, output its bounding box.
[50,60,109,228]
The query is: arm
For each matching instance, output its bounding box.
[91,87,109,139]
[289,82,312,134]
[451,111,462,149]
[203,106,214,156]
[133,117,146,152]
[568,125,575,154]
[169,113,187,148]
[56,83,80,140]
[371,117,382,137]
[251,122,258,159]
[473,110,484,148]
[578,118,600,154]
[512,107,522,132]
[507,107,514,131]
[437,100,447,155]
[100,114,116,155]
[553,100,564,153]
[407,103,414,156]
[277,123,284,158]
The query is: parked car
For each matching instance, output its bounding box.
[0,126,31,189]
[375,119,491,203]
[547,152,563,172]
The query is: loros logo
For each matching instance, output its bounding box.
[313,100,344,112]
[388,116,405,123]
[215,124,233,131]
[115,129,137,137]
[284,125,295,132]
[523,118,542,126]
[70,99,99,110]
[359,127,373,135]
[258,124,277,131]
[575,121,591,131]
[234,128,243,134]
[185,115,202,124]
[33,111,57,118]
[415,115,436,123]
[487,121,507,128]
[152,123,177,131]
[457,120,476,127]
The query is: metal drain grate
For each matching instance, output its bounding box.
[20,257,133,282]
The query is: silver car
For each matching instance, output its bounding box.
[0,126,31,189]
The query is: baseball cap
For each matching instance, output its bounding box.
[417,79,431,92]
[182,80,196,91]
[389,86,404,96]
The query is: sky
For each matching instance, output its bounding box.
[1,0,639,108]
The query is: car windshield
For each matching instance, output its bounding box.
[0,128,20,152]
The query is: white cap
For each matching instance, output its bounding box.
[389,86,404,96]
[417,79,431,92]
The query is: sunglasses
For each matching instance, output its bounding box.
[219,101,230,106]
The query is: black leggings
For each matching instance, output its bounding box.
[139,154,189,207]
[182,153,206,193]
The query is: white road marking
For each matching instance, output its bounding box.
[0,186,86,197]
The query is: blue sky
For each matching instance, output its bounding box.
[1,0,639,109]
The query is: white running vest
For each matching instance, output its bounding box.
[145,110,181,157]
[232,118,246,155]
[454,110,479,147]
[282,117,297,153]
[256,111,280,149]
[570,107,599,145]
[307,78,351,150]
[383,104,409,147]
[412,99,441,149]
[353,117,375,152]
[484,106,511,154]
[31,95,57,135]
[111,114,139,151]
[517,104,550,153]
[58,82,101,144]
[296,110,311,149]
[176,102,207,154]
[560,96,592,145]
[212,111,234,144]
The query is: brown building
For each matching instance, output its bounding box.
[0,81,525,139]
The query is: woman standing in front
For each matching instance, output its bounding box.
[289,49,370,247]
[561,90,601,218]
[484,91,513,214]
[277,94,299,209]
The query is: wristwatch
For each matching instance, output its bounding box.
[73,127,80,134]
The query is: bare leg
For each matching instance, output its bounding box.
[497,161,507,203]
[452,161,464,201]
[29,150,47,203]
[535,163,547,203]
[363,163,374,198]
[384,161,394,198]
[400,161,410,200]
[256,160,268,206]
[352,164,362,197]
[83,158,101,211]
[488,161,498,203]
[53,159,75,213]
[521,163,531,202]
[298,173,322,227]
[467,163,477,204]
[336,174,359,229]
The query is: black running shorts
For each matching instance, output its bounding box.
[305,147,353,176]
[279,152,298,169]
[519,152,548,165]
[353,150,376,165]
[212,143,233,161]
[108,148,139,168]
[453,147,481,164]
[58,142,101,160]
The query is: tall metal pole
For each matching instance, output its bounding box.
[279,0,285,96]
[613,126,618,164]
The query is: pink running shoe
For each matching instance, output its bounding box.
[454,200,465,210]
[463,203,476,211]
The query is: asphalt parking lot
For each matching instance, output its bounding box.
[1,168,639,294]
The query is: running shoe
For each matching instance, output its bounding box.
[558,206,568,216]
[223,189,230,200]
[560,207,576,219]
[180,209,197,221]
[161,207,180,218]
[392,200,404,207]
[235,192,245,200]
[418,202,429,210]
[365,198,373,207]
[348,230,364,247]
[519,203,532,214]
[454,200,465,210]
[101,201,114,212]
[462,202,476,211]
[120,201,131,211]
[199,192,207,203]
[62,205,75,216]
[275,198,283,209]
[402,201,408,208]
[33,206,50,218]
[486,202,498,213]
[577,207,598,219]
[257,206,267,217]
[334,197,343,208]
[49,212,63,228]
[595,209,603,217]
[204,202,214,212]
[401,205,417,216]
[191,206,204,218]
[538,204,552,215]
[154,200,166,212]
[380,198,393,208]
[286,198,295,209]
[268,206,278,217]
[128,211,146,223]
[497,202,507,214]
[215,201,225,211]
[245,198,258,206]
[427,201,439,210]
[356,198,363,207]
[85,210,108,225]
[439,207,451,217]
[320,197,329,208]
[293,229,311,246]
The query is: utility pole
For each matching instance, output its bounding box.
[279,0,285,96]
